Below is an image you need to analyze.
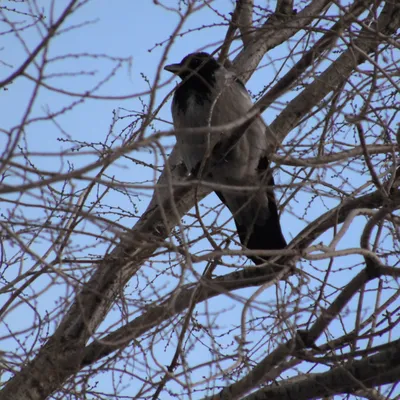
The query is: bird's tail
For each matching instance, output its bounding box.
[216,177,286,265]
[235,198,286,265]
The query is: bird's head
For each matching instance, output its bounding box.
[164,52,220,80]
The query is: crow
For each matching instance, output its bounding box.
[165,52,286,264]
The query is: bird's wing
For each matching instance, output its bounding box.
[209,77,287,262]
[171,64,286,263]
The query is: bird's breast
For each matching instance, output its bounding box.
[173,92,220,172]
[171,78,267,179]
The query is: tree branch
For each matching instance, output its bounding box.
[80,188,399,368]
[2,2,399,399]
[204,257,400,400]
[237,0,255,47]
[233,0,332,82]
[0,0,79,89]
[241,339,400,400]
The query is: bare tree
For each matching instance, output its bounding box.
[0,0,399,399]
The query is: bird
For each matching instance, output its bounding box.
[164,52,286,265]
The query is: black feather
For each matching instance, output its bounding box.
[166,52,287,265]
[173,53,219,113]
[216,170,286,266]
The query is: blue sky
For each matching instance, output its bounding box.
[1,1,399,399]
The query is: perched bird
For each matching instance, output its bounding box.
[164,52,286,264]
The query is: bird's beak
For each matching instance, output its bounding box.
[164,63,182,74]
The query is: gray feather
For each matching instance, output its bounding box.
[166,53,286,263]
